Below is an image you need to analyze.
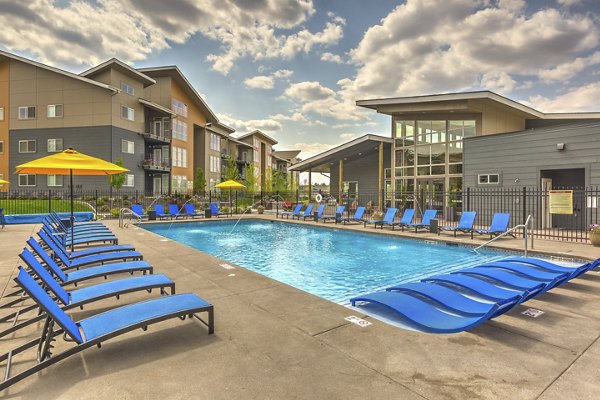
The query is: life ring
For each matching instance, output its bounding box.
[315,193,323,203]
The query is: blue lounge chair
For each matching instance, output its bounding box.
[0,208,5,229]
[49,211,106,230]
[439,211,477,238]
[0,256,174,339]
[280,203,302,219]
[23,245,153,286]
[210,202,225,217]
[44,217,111,236]
[294,204,313,220]
[477,261,571,287]
[184,203,202,218]
[421,273,543,302]
[391,208,416,231]
[29,236,142,270]
[341,206,366,224]
[474,213,513,238]
[350,291,499,334]
[168,204,185,219]
[0,267,213,391]
[131,204,147,219]
[364,208,397,228]
[307,204,326,221]
[38,230,135,259]
[501,256,596,280]
[409,209,438,232]
[320,205,346,222]
[154,204,170,220]
[385,282,522,317]
[455,267,560,294]
[42,221,118,246]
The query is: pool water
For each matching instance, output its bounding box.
[142,220,518,304]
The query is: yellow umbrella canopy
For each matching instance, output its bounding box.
[15,148,128,176]
[215,180,246,189]
[0,179,8,184]
[15,148,128,248]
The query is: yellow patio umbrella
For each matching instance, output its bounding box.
[15,148,128,248]
[0,179,8,184]
[215,180,246,216]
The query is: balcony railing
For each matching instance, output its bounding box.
[142,159,170,172]
[141,129,171,143]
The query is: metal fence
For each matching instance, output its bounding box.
[1,186,598,243]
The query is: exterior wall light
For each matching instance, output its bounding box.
[556,143,565,151]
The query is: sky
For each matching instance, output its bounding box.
[1,0,599,170]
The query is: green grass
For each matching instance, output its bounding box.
[0,200,91,215]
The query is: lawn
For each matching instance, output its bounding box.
[0,200,92,215]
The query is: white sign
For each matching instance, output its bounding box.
[345,315,372,327]
[521,308,544,318]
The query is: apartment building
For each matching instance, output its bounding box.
[232,130,277,190]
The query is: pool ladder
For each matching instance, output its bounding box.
[119,208,142,228]
[474,215,533,256]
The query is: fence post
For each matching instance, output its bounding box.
[276,190,279,216]
[48,189,51,214]
[296,189,299,205]
[522,186,527,225]
[466,187,470,211]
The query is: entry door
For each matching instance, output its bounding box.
[541,178,552,229]
[153,177,162,195]
[417,178,445,214]
[153,148,162,166]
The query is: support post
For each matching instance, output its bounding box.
[308,169,312,201]
[338,160,343,204]
[378,142,383,211]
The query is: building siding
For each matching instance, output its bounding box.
[330,145,391,195]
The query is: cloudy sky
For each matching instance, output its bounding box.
[1,0,599,162]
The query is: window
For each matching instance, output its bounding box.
[47,104,63,118]
[19,140,36,153]
[0,107,4,120]
[123,174,135,187]
[120,82,134,95]
[171,98,188,117]
[172,175,188,192]
[121,139,135,154]
[47,175,63,187]
[172,119,188,141]
[0,141,3,154]
[121,106,135,121]
[172,146,187,168]
[210,155,220,173]
[18,174,36,187]
[18,106,36,120]
[210,133,220,151]
[47,138,63,153]
[478,173,500,185]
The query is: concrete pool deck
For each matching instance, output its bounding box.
[0,217,599,399]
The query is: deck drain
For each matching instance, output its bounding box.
[345,316,372,327]
[219,263,235,270]
[521,308,544,318]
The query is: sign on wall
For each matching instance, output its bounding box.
[548,190,573,214]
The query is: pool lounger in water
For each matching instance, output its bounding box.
[500,257,598,280]
[455,267,564,293]
[350,290,500,334]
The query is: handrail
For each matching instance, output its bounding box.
[119,208,141,228]
[475,214,533,256]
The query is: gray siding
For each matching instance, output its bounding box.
[464,122,600,188]
[330,144,391,195]
[9,125,145,191]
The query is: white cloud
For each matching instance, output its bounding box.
[339,133,355,140]
[284,81,336,101]
[271,112,308,122]
[528,82,600,112]
[273,69,294,79]
[244,75,274,90]
[292,142,334,158]
[556,0,584,6]
[538,51,600,83]
[321,52,344,63]
[0,0,344,74]
[343,0,599,99]
[218,113,283,133]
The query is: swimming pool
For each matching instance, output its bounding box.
[142,220,520,304]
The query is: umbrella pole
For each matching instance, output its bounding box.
[70,169,75,251]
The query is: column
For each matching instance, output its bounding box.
[338,159,343,204]
[378,142,383,211]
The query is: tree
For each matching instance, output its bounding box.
[194,168,206,194]
[224,157,240,181]
[242,163,258,192]
[272,169,288,192]
[262,167,273,192]
[109,158,125,190]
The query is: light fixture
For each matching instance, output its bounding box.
[556,143,566,151]
[358,152,362,156]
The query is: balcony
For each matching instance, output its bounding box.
[142,158,170,172]
[141,129,171,144]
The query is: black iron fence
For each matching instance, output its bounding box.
[1,186,598,243]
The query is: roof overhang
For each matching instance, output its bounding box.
[228,137,253,147]
[139,98,176,116]
[233,130,278,145]
[0,50,117,93]
[138,66,219,123]
[80,58,156,87]
[289,134,392,173]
